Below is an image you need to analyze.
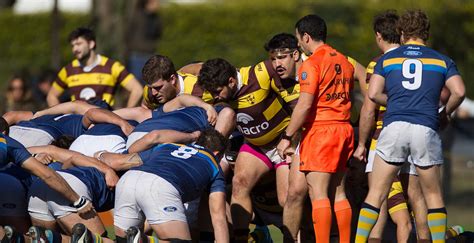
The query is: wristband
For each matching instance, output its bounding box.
[71,196,88,209]
[281,132,292,141]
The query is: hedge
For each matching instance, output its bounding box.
[0,0,472,96]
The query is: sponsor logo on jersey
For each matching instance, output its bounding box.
[301,72,307,80]
[163,206,177,212]
[80,87,97,100]
[403,51,423,56]
[236,113,270,135]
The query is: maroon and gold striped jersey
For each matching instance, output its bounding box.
[366,55,386,149]
[232,60,299,147]
[52,55,135,106]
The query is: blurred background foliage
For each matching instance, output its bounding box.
[0,0,473,96]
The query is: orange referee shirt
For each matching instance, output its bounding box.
[298,44,354,125]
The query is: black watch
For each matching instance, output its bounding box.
[281,132,292,141]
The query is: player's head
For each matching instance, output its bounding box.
[398,9,430,44]
[295,14,327,55]
[142,55,179,104]
[51,135,75,149]
[373,10,400,47]
[265,33,300,79]
[195,127,229,158]
[198,58,238,103]
[68,27,96,62]
[0,117,9,135]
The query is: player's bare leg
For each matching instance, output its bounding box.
[282,155,308,242]
[230,151,270,242]
[355,155,401,242]
[400,173,431,242]
[151,221,192,241]
[58,212,107,236]
[276,164,289,207]
[416,165,447,243]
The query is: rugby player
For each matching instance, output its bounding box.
[352,10,414,242]
[93,128,229,243]
[0,122,93,234]
[197,33,301,241]
[355,10,465,243]
[46,27,143,107]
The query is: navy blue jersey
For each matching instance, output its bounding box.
[133,106,209,133]
[374,42,460,130]
[0,163,34,190]
[60,166,114,212]
[134,143,225,202]
[17,114,86,139]
[2,136,31,167]
[85,120,138,139]
[0,134,7,164]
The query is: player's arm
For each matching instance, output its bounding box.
[209,191,229,243]
[83,108,134,136]
[162,94,217,126]
[46,87,63,107]
[353,92,377,162]
[128,130,200,153]
[353,61,368,97]
[178,62,203,76]
[122,77,144,108]
[113,107,152,123]
[28,145,119,188]
[367,74,387,106]
[214,107,236,137]
[97,152,143,171]
[21,157,81,203]
[33,100,98,118]
[47,69,68,107]
[2,111,34,125]
[444,75,465,115]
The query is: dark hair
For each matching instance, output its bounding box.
[264,33,298,51]
[68,27,96,44]
[0,117,9,135]
[373,10,400,44]
[198,58,236,93]
[295,15,327,42]
[195,127,229,154]
[142,55,177,85]
[51,135,75,149]
[398,10,430,42]
[38,69,56,84]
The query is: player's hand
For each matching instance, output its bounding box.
[121,122,135,136]
[353,144,367,163]
[438,106,451,130]
[104,169,119,189]
[32,111,44,119]
[277,139,291,160]
[190,131,202,141]
[34,153,53,165]
[205,105,217,126]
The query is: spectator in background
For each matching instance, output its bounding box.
[126,0,162,83]
[1,74,37,113]
[47,27,143,108]
[32,69,55,109]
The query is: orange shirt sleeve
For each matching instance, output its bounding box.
[298,60,320,95]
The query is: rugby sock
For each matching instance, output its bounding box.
[233,229,250,243]
[427,208,447,243]
[312,198,331,243]
[334,199,352,243]
[355,202,380,243]
[145,235,160,243]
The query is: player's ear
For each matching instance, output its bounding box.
[89,40,96,50]
[170,74,177,85]
[293,50,300,61]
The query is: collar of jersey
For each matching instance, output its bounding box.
[72,54,103,71]
[235,71,243,96]
[311,43,330,55]
[177,74,185,96]
[405,40,425,46]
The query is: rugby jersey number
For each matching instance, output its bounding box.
[401,59,423,90]
[171,146,198,159]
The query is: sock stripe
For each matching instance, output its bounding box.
[428,208,447,214]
